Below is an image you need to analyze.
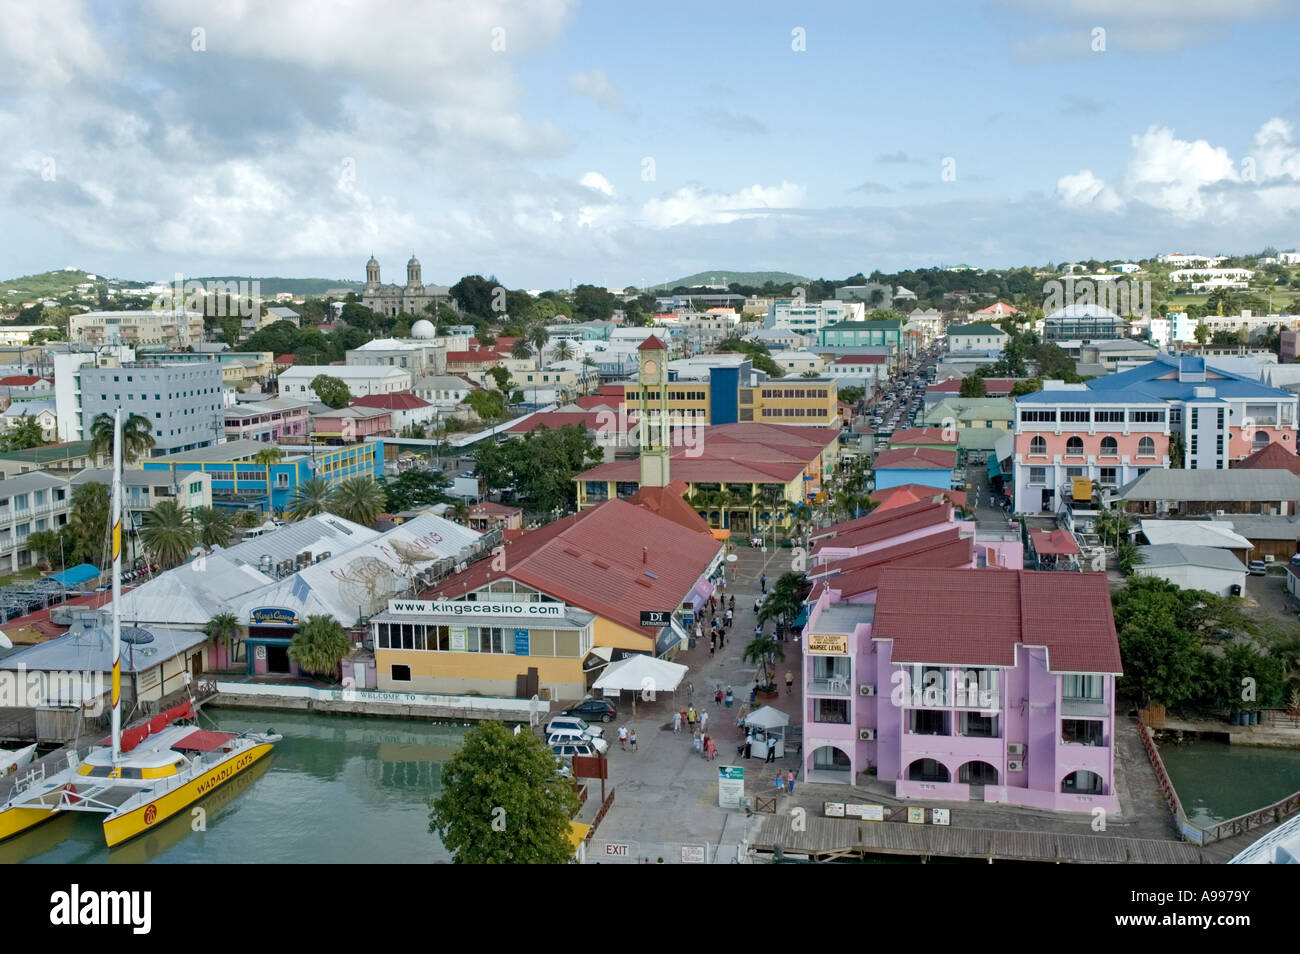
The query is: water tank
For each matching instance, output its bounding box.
[411,319,436,339]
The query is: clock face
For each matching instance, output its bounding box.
[642,359,658,375]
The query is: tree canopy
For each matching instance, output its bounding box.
[310,374,352,409]
[473,424,601,513]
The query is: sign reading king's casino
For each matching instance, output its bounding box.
[250,607,297,626]
[387,599,566,618]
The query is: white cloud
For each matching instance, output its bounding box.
[569,70,621,111]
[1055,119,1300,222]
[580,172,614,196]
[0,0,112,89]
[640,182,807,229]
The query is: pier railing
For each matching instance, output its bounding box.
[1135,713,1203,843]
[1202,790,1300,845]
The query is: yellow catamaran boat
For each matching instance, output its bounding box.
[0,409,278,847]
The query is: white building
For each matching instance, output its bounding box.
[412,375,473,409]
[1158,253,1227,268]
[70,310,205,349]
[1133,544,1247,598]
[770,350,825,375]
[345,337,448,376]
[1168,267,1254,287]
[770,299,864,336]
[2,400,57,441]
[277,365,413,401]
[0,326,58,346]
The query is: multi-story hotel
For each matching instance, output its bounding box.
[70,309,205,348]
[801,564,1122,814]
[1012,354,1299,513]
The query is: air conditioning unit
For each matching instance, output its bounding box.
[858,728,875,741]
[859,684,875,696]
[276,559,294,577]
[314,551,331,563]
[296,551,312,567]
[455,562,467,573]
[1008,742,1025,756]
[1007,759,1024,772]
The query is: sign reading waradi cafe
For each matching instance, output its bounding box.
[806,634,849,655]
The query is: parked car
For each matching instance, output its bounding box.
[1249,560,1268,576]
[552,739,604,759]
[546,730,609,753]
[561,698,617,722]
[545,716,604,739]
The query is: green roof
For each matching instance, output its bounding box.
[824,319,902,332]
[0,441,93,463]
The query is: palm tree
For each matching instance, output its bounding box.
[236,508,265,532]
[253,447,283,515]
[553,340,574,363]
[753,485,788,542]
[714,484,737,530]
[581,356,598,395]
[90,413,156,464]
[528,323,551,371]
[288,476,332,520]
[449,499,471,524]
[759,572,810,631]
[743,634,784,690]
[139,500,197,569]
[288,614,352,679]
[510,339,533,362]
[194,507,234,549]
[327,477,387,526]
[26,529,63,571]
[204,611,240,670]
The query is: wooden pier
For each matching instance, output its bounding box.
[751,814,1207,864]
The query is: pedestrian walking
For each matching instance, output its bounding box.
[745,731,753,759]
[629,730,637,753]
[672,710,682,733]
[786,770,795,794]
[694,622,702,644]
[693,730,703,753]
[773,774,785,794]
[715,686,724,706]
[706,737,717,760]
[760,573,767,594]
[710,596,717,614]
[729,595,735,611]
[765,738,777,763]
[754,596,761,613]
[749,686,757,706]
[725,608,733,629]
[699,710,708,732]
[618,725,628,750]
[700,733,710,759]
[709,640,715,658]
[718,630,725,649]
[687,706,697,729]
[754,624,761,641]
[785,670,793,691]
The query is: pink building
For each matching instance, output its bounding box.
[801,567,1122,814]
[224,397,311,442]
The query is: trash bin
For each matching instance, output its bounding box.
[1230,584,1242,596]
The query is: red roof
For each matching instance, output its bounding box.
[351,393,431,411]
[812,501,954,556]
[812,498,943,541]
[507,411,610,435]
[274,354,295,365]
[977,302,1020,315]
[813,526,965,580]
[627,481,714,536]
[1030,528,1080,556]
[871,483,968,511]
[811,533,976,601]
[1233,442,1300,476]
[428,499,722,639]
[447,350,503,364]
[889,427,957,446]
[469,501,523,516]
[0,375,43,386]
[638,335,668,351]
[175,729,237,752]
[872,568,1122,673]
[831,354,887,365]
[873,447,956,470]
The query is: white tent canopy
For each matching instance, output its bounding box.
[592,654,688,693]
[742,705,790,730]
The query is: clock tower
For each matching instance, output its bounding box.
[637,335,670,488]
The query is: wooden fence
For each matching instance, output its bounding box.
[1203,790,1300,845]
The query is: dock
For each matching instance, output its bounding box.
[751,814,1208,863]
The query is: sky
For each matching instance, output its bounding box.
[1,0,1299,290]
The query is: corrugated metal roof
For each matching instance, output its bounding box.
[1117,468,1300,502]
[1136,544,1247,573]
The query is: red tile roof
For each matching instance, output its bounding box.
[1233,441,1300,476]
[871,484,968,511]
[447,350,504,364]
[469,501,523,516]
[813,525,966,580]
[274,354,295,366]
[0,375,43,386]
[638,335,668,351]
[1030,528,1080,556]
[977,302,1020,315]
[889,427,957,446]
[627,481,714,536]
[427,499,722,640]
[872,568,1122,673]
[873,447,956,470]
[507,411,611,435]
[812,501,954,556]
[812,498,943,541]
[351,393,432,411]
[811,533,976,601]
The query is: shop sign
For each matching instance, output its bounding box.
[806,634,848,655]
[250,607,296,626]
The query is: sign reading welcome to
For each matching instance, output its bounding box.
[387,600,566,618]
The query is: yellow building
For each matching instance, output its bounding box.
[618,378,838,426]
[372,498,724,698]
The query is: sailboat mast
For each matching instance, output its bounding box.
[110,408,123,763]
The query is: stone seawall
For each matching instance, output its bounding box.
[207,690,539,725]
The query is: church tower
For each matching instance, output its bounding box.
[366,254,380,287]
[637,336,670,488]
[407,254,422,287]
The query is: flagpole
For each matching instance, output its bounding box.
[110,407,123,764]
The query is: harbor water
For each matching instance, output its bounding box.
[1159,739,1300,829]
[1,709,467,864]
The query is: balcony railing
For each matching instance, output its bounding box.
[807,677,851,696]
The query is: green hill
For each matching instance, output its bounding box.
[0,268,149,302]
[652,270,808,290]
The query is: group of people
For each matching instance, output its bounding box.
[693,730,717,760]
[693,595,738,658]
[673,706,709,735]
[617,726,638,752]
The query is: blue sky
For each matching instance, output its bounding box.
[1,0,1299,289]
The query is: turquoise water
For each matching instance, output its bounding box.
[1,709,467,864]
[1159,739,1300,828]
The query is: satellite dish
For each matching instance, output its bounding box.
[336,556,406,617]
[0,630,11,649]
[121,627,155,644]
[726,554,737,562]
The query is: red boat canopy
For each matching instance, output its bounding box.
[173,730,236,752]
[98,700,196,752]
